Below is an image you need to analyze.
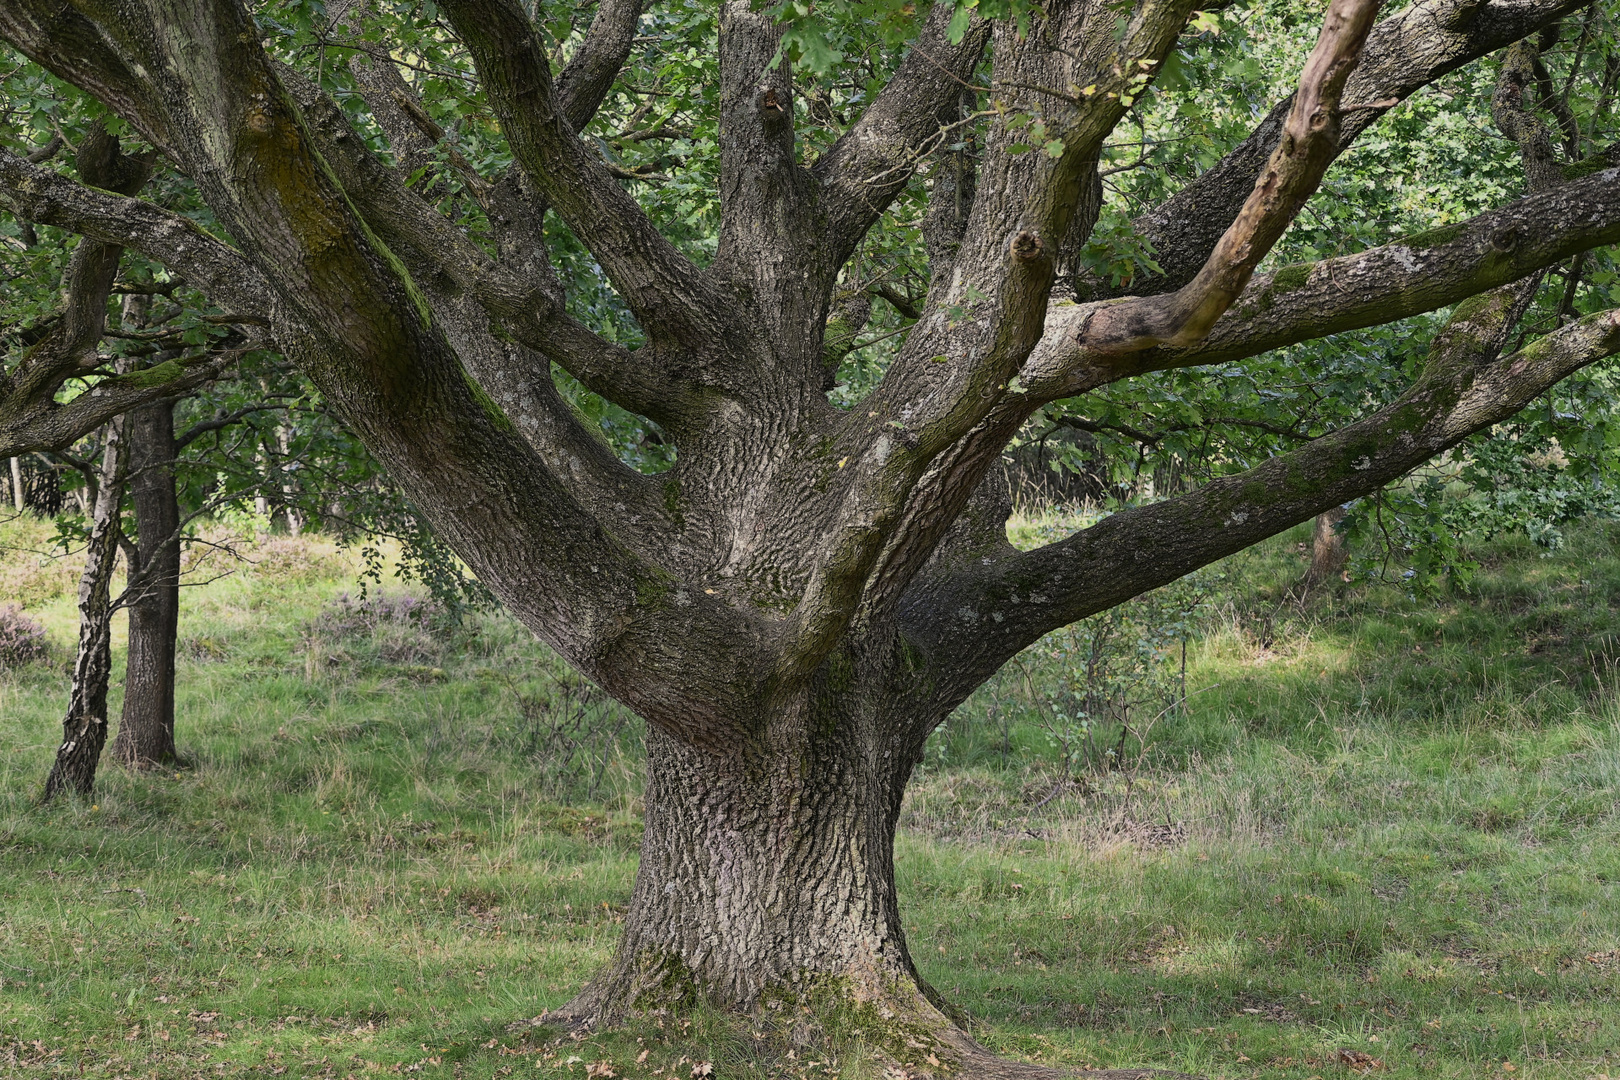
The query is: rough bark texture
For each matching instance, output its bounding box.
[111,397,180,769]
[3,0,1616,1070]
[569,690,922,1016]
[42,419,127,802]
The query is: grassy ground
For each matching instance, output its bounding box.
[2,513,1619,1079]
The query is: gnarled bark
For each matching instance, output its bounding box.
[4,0,1617,1072]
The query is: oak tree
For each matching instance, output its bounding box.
[4,0,1620,1070]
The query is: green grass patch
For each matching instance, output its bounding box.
[2,515,1620,1077]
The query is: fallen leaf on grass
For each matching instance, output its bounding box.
[1335,1048,1383,1071]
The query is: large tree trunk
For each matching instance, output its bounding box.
[559,652,967,1051]
[111,399,179,768]
[42,420,128,802]
[569,705,926,1009]
[560,672,1173,1078]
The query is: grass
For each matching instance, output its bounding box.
[2,512,1620,1078]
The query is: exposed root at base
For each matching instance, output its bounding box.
[528,998,1203,1080]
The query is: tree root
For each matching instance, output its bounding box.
[529,1001,1204,1080]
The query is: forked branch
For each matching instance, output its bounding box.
[1081,0,1595,301]
[280,69,689,424]
[811,3,992,273]
[913,302,1620,703]
[1076,0,1384,354]
[439,0,721,349]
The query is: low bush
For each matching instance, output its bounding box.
[307,590,447,664]
[0,604,48,667]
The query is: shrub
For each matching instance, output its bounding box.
[313,590,442,632]
[249,536,348,584]
[0,605,49,667]
[308,591,447,664]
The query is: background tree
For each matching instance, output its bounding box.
[3,0,1620,1072]
[2,78,488,790]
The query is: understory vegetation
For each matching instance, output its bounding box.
[3,512,1620,1079]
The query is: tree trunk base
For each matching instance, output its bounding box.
[542,974,1201,1080]
[537,724,1208,1079]
[109,741,180,770]
[42,715,109,802]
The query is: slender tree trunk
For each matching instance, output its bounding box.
[42,420,128,802]
[274,424,302,536]
[8,456,22,511]
[1303,504,1349,588]
[111,399,179,768]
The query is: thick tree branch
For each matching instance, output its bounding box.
[275,67,688,545]
[1026,161,1620,398]
[555,0,646,131]
[712,0,821,350]
[880,89,1619,650]
[0,148,271,321]
[1080,0,1596,301]
[810,3,991,273]
[1493,39,1565,193]
[438,0,722,348]
[278,67,690,424]
[904,11,1613,703]
[348,47,437,182]
[912,302,1620,702]
[0,3,175,155]
[919,88,980,288]
[1075,0,1384,353]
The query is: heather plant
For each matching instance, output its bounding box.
[0,604,48,667]
[310,591,444,637]
[306,590,450,668]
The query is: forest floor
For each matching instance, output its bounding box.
[2,512,1620,1079]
